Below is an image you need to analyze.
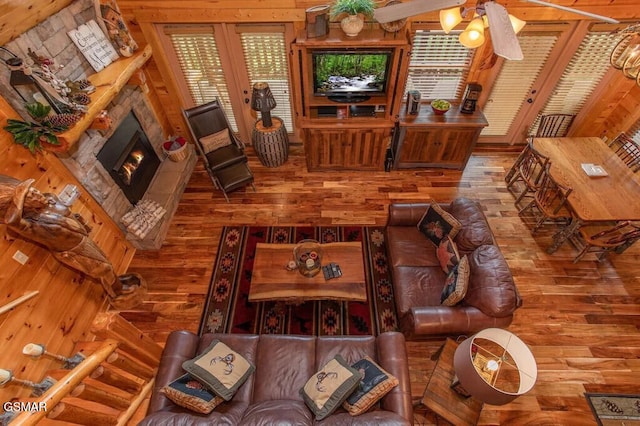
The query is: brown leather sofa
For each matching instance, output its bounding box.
[386,197,522,339]
[139,331,413,425]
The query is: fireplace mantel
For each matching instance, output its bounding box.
[57,44,153,151]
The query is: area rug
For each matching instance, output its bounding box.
[585,393,640,425]
[198,226,398,336]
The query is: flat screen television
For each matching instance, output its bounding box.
[312,49,392,103]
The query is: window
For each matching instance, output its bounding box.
[167,28,238,131]
[405,29,474,101]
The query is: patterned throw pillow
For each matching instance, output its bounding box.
[162,373,224,414]
[417,203,462,247]
[342,356,399,416]
[182,340,255,401]
[436,236,460,274]
[300,354,361,420]
[441,255,470,306]
[200,129,231,154]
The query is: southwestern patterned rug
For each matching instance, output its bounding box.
[585,393,640,425]
[198,226,398,336]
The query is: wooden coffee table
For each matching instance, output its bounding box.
[249,242,366,303]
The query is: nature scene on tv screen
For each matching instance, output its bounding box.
[314,53,388,93]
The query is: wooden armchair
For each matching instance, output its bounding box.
[572,221,640,262]
[183,100,255,202]
[608,132,640,172]
[506,139,551,205]
[519,168,573,233]
[535,113,575,137]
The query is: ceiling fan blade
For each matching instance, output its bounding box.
[374,0,465,24]
[485,1,524,61]
[521,0,619,24]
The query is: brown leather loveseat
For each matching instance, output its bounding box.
[386,197,522,339]
[139,331,413,425]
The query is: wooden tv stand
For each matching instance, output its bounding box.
[291,28,410,171]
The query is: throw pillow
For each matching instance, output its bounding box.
[300,354,361,421]
[342,356,399,416]
[441,255,470,306]
[162,373,224,414]
[200,129,231,154]
[182,340,255,401]
[417,202,462,247]
[436,236,460,274]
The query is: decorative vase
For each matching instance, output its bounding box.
[293,239,323,277]
[340,14,364,37]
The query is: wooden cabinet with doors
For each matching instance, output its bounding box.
[292,28,410,171]
[393,107,488,170]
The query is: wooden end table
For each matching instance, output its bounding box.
[420,339,483,426]
[249,241,366,303]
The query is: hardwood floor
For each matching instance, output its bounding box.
[122,145,640,425]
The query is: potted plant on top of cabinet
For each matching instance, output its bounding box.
[331,0,375,37]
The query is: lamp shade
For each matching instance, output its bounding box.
[439,7,464,34]
[453,328,537,406]
[250,82,277,112]
[459,17,486,49]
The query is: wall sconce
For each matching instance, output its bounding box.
[22,343,85,369]
[610,24,640,88]
[439,6,526,49]
[0,369,56,396]
[250,82,277,128]
[0,46,67,113]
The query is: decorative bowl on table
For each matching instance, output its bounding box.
[431,99,451,115]
[293,239,323,277]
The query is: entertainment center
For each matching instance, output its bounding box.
[292,28,410,171]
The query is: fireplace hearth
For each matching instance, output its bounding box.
[97,112,161,204]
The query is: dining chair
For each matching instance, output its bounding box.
[571,221,640,262]
[506,139,551,205]
[519,168,573,233]
[535,114,576,138]
[608,132,640,172]
[183,99,256,202]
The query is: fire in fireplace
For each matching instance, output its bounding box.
[97,112,161,204]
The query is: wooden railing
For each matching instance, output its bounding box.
[10,313,161,426]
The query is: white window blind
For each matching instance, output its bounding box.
[240,32,293,130]
[481,34,558,137]
[630,120,640,143]
[405,29,474,101]
[530,31,624,135]
[169,30,238,131]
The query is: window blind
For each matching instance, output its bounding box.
[169,31,238,131]
[240,32,293,130]
[405,30,474,101]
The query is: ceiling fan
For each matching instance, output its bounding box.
[373,0,619,61]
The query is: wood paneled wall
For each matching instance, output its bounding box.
[0,98,135,402]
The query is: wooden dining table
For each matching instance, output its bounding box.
[532,137,640,252]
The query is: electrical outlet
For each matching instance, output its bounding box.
[12,250,29,265]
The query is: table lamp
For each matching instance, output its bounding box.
[452,328,537,405]
[250,82,277,128]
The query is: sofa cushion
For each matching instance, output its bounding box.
[386,226,440,268]
[417,203,462,247]
[241,400,314,425]
[343,356,399,416]
[464,245,521,317]
[449,198,495,254]
[436,236,460,274]
[162,373,224,414]
[300,354,361,420]
[441,255,470,306]
[200,129,231,154]
[182,339,255,401]
[391,265,446,317]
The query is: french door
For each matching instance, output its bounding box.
[159,23,296,143]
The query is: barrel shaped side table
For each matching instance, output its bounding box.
[252,117,289,167]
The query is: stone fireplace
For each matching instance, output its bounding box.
[0,0,196,249]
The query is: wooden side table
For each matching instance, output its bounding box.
[420,339,483,426]
[252,117,289,167]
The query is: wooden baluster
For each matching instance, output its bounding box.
[106,350,155,380]
[70,382,131,410]
[90,365,143,394]
[91,312,162,367]
[47,400,118,425]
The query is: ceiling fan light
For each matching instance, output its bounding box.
[459,17,485,48]
[509,14,526,34]
[440,7,464,33]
